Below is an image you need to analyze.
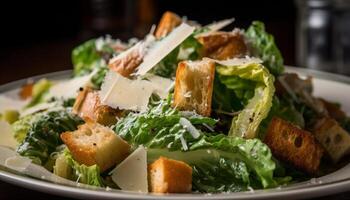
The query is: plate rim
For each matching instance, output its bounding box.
[1,66,350,199]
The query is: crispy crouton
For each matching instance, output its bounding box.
[196,31,248,60]
[312,117,350,163]
[61,122,131,172]
[319,99,346,121]
[108,42,144,77]
[173,59,215,116]
[19,82,33,100]
[73,87,121,126]
[264,117,324,174]
[155,11,182,39]
[148,157,192,193]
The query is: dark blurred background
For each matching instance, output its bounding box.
[0,0,297,84]
[2,0,350,86]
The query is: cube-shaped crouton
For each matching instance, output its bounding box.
[155,11,182,39]
[312,117,350,163]
[19,82,33,100]
[173,59,215,116]
[73,87,121,126]
[61,122,131,172]
[148,157,192,193]
[108,42,144,77]
[196,31,248,60]
[319,99,346,121]
[264,117,324,174]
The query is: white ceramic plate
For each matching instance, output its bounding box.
[0,67,350,200]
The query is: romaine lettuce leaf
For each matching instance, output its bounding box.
[72,37,115,77]
[72,39,103,76]
[114,97,287,192]
[215,62,275,138]
[12,114,39,143]
[245,21,284,76]
[16,107,83,165]
[114,96,217,150]
[63,150,104,187]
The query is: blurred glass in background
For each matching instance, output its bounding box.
[296,0,350,75]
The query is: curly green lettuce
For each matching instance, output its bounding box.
[61,150,104,187]
[215,62,275,138]
[12,114,39,143]
[72,39,113,76]
[114,97,288,192]
[16,107,83,165]
[245,21,284,76]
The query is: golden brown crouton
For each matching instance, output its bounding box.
[173,59,215,116]
[73,87,121,126]
[319,99,346,121]
[155,11,182,39]
[196,31,248,60]
[61,122,131,172]
[312,117,350,163]
[264,117,324,174]
[148,157,192,193]
[108,42,144,77]
[19,82,33,100]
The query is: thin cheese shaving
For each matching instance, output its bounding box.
[135,23,195,76]
[99,71,154,112]
[20,102,56,117]
[0,95,27,113]
[0,121,18,149]
[207,18,235,32]
[111,146,148,192]
[46,69,97,100]
[179,117,201,139]
[0,146,79,186]
[213,56,262,66]
[179,135,188,151]
[144,74,174,98]
[195,18,235,38]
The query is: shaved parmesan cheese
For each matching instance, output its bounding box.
[195,18,235,38]
[20,102,56,117]
[111,146,148,193]
[203,123,215,132]
[0,95,27,113]
[0,146,17,165]
[5,155,31,172]
[179,135,188,151]
[0,146,107,188]
[178,47,196,60]
[46,69,96,100]
[144,74,174,98]
[95,35,113,51]
[213,56,262,66]
[100,71,154,112]
[183,91,192,98]
[206,18,235,32]
[0,146,80,186]
[0,121,18,149]
[136,23,195,76]
[179,117,201,139]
